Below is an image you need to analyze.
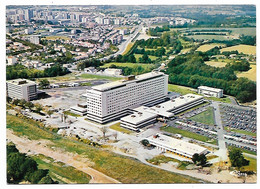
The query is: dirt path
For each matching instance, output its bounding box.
[6,129,120,184]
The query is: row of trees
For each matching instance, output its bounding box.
[6,64,70,80]
[133,47,166,57]
[7,145,57,184]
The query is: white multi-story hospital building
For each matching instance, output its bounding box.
[84,71,168,123]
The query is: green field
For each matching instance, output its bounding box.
[101,62,154,69]
[160,126,217,145]
[190,107,215,125]
[220,45,256,55]
[224,127,256,137]
[33,154,91,183]
[243,156,257,172]
[168,84,196,95]
[196,43,225,52]
[205,61,227,68]
[134,54,158,61]
[187,35,230,41]
[237,65,256,81]
[110,122,133,134]
[80,73,122,81]
[6,114,200,183]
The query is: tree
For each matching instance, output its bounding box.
[39,79,50,89]
[100,126,108,140]
[228,148,249,170]
[140,139,150,146]
[38,175,57,184]
[192,153,208,166]
[34,103,43,113]
[19,99,27,108]
[192,153,200,164]
[12,99,20,106]
[7,96,12,103]
[47,110,54,118]
[25,101,34,111]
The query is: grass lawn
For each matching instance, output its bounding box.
[161,126,217,145]
[32,154,91,183]
[101,62,154,69]
[204,96,232,104]
[190,107,215,125]
[237,65,256,81]
[205,61,227,68]
[224,127,256,137]
[168,84,197,95]
[63,110,82,117]
[220,45,256,55]
[109,122,133,134]
[196,43,225,52]
[80,73,122,81]
[243,156,257,173]
[7,113,200,183]
[122,42,134,55]
[147,155,191,170]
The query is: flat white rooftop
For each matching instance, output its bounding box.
[146,133,207,156]
[198,86,223,93]
[91,71,165,92]
[121,106,157,125]
[151,94,203,114]
[7,79,36,86]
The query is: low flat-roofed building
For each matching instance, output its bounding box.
[120,106,157,131]
[198,86,223,98]
[120,94,204,131]
[103,68,122,76]
[6,79,37,101]
[146,133,208,159]
[70,103,88,116]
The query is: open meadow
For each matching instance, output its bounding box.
[220,45,256,55]
[237,65,256,81]
[196,43,225,52]
[205,61,227,68]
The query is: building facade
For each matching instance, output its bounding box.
[198,86,223,98]
[6,79,38,101]
[84,71,168,123]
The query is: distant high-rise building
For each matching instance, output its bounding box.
[114,18,121,25]
[29,35,40,44]
[95,17,103,24]
[24,9,33,21]
[25,28,34,34]
[103,18,110,25]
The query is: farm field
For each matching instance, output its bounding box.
[181,48,192,54]
[205,61,227,68]
[186,35,231,41]
[196,43,225,52]
[6,114,199,184]
[237,65,256,81]
[182,27,256,36]
[220,45,256,55]
[101,62,154,69]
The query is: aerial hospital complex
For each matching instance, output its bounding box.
[83,71,205,131]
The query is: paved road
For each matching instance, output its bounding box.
[100,25,142,61]
[212,101,228,161]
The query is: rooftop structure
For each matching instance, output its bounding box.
[6,79,37,101]
[146,133,208,159]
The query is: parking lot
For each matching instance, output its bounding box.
[220,105,256,133]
